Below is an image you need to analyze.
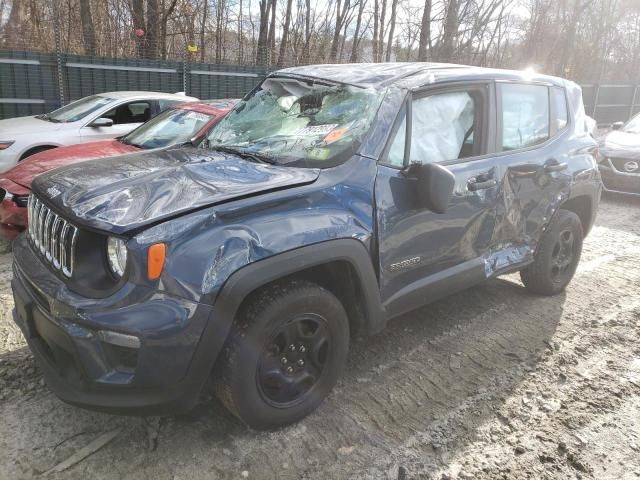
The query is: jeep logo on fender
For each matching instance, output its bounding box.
[623,161,639,173]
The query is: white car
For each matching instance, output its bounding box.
[0,91,198,172]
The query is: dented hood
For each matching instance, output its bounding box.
[32,147,320,234]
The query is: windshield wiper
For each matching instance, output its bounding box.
[211,145,276,165]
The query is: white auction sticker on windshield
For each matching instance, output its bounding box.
[294,124,338,136]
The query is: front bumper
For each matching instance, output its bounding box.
[12,235,227,415]
[0,199,27,239]
[599,160,640,196]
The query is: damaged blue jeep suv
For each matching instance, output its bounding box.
[12,63,601,429]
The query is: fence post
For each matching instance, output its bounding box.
[591,84,600,119]
[182,42,189,96]
[629,85,638,121]
[53,0,65,106]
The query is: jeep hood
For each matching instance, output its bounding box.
[32,147,320,234]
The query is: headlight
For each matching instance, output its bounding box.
[107,237,127,277]
[0,141,15,150]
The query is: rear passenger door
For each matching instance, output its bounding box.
[493,82,572,253]
[375,83,503,318]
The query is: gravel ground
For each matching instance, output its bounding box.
[1,194,639,480]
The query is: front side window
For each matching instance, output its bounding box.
[121,108,214,149]
[501,83,550,151]
[42,95,114,123]
[386,90,477,166]
[206,77,384,167]
[102,101,152,125]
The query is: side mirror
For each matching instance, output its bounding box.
[612,121,624,130]
[89,117,113,128]
[405,162,456,213]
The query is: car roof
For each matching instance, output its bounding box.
[173,99,239,115]
[275,63,570,90]
[96,91,197,100]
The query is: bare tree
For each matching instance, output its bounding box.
[417,0,431,61]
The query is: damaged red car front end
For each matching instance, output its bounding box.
[0,140,139,238]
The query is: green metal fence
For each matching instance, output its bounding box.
[0,50,269,119]
[1,49,639,125]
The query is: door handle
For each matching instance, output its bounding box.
[467,177,497,191]
[544,159,568,173]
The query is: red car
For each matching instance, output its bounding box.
[0,99,236,239]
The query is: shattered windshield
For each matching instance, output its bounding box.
[206,77,383,167]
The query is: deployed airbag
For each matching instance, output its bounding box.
[410,92,474,163]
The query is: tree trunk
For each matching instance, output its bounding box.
[130,0,145,58]
[441,0,458,61]
[372,0,379,61]
[1,0,28,48]
[277,0,294,66]
[268,0,277,64]
[79,0,97,55]
[385,0,398,61]
[377,0,387,61]
[329,0,350,62]
[417,0,431,61]
[256,0,271,64]
[302,0,311,63]
[146,0,160,58]
[200,0,208,62]
[349,0,365,62]
[237,0,244,63]
[215,0,225,63]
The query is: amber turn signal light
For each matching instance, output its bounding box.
[147,243,166,280]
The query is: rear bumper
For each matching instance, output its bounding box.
[12,235,227,415]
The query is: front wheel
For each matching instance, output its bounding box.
[520,209,583,296]
[214,280,349,429]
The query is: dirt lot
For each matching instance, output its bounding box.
[1,195,639,480]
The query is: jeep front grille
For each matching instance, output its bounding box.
[27,196,78,277]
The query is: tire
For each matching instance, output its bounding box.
[19,146,55,161]
[520,209,583,296]
[214,280,350,430]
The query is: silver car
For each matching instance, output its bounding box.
[0,91,198,172]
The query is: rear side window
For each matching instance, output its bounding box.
[552,87,568,130]
[500,84,549,151]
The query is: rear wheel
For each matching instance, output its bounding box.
[520,209,583,296]
[214,280,349,429]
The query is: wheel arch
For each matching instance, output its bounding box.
[211,239,387,340]
[558,194,596,237]
[19,144,59,161]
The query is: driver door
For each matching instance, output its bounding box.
[375,83,503,319]
[80,100,153,141]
